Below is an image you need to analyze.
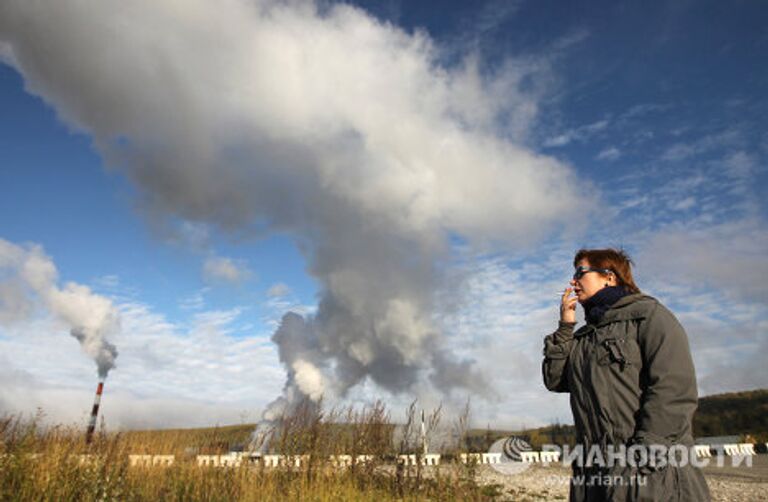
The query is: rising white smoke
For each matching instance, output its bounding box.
[0,239,119,378]
[0,0,589,431]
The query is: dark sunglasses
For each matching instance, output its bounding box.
[573,266,613,281]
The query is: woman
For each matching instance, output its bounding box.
[543,248,710,501]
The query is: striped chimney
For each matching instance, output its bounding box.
[420,409,427,455]
[85,380,105,445]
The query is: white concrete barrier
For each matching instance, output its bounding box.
[152,455,175,466]
[329,454,377,467]
[520,451,540,463]
[196,455,220,467]
[4,454,42,463]
[392,453,440,466]
[259,454,307,468]
[129,454,153,467]
[127,454,174,467]
[738,443,756,456]
[291,455,310,467]
[460,453,482,464]
[330,454,353,468]
[219,454,242,467]
[694,445,712,458]
[539,451,561,463]
[482,453,502,464]
[263,454,282,467]
[355,454,374,465]
[723,444,741,456]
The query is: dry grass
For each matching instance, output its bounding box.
[0,402,504,502]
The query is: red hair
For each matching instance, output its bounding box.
[573,248,641,294]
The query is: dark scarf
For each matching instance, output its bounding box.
[583,286,629,325]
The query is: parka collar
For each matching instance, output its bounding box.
[573,293,657,336]
[594,293,656,327]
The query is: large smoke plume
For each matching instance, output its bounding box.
[0,239,119,378]
[0,0,587,425]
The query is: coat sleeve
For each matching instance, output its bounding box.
[633,303,699,445]
[542,321,576,393]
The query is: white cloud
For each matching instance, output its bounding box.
[0,0,597,418]
[178,288,208,310]
[620,103,669,120]
[722,151,756,180]
[0,296,284,428]
[177,221,211,248]
[543,119,609,148]
[428,242,768,427]
[2,236,764,431]
[0,238,119,378]
[0,364,262,429]
[660,130,742,162]
[0,0,587,242]
[596,146,621,161]
[191,307,245,336]
[448,0,525,54]
[93,274,120,289]
[606,128,762,228]
[636,221,768,303]
[202,256,251,285]
[669,196,696,211]
[266,282,290,298]
[2,0,764,432]
[426,252,578,426]
[0,236,280,429]
[629,221,768,395]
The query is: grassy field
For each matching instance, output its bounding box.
[8,390,763,501]
[0,403,507,502]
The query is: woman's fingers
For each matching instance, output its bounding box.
[560,291,577,322]
[561,288,576,307]
[560,288,577,323]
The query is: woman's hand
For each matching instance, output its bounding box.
[560,287,577,323]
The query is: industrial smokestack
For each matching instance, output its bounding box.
[421,409,428,455]
[85,380,104,445]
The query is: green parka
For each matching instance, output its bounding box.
[543,293,710,501]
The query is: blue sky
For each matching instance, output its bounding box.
[0,0,766,430]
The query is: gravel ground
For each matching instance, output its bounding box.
[469,455,768,501]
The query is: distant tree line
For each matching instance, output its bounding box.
[693,388,768,442]
[467,388,768,450]
[118,389,768,454]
